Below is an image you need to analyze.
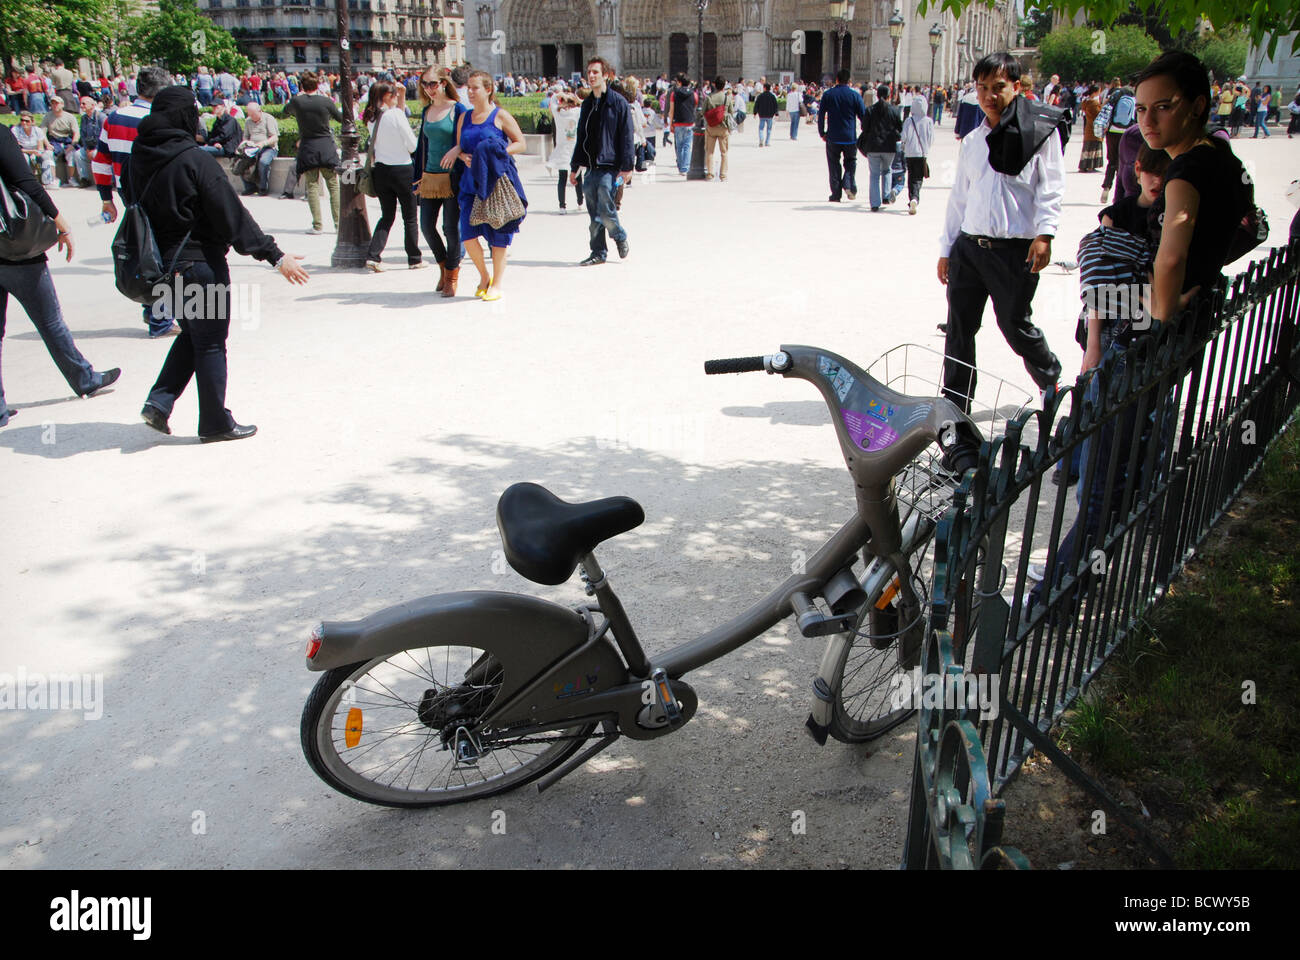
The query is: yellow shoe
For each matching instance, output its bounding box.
[474,278,491,298]
[480,286,503,302]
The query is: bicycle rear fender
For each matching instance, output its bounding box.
[308,591,627,711]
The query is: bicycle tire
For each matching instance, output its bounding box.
[827,522,937,743]
[301,645,596,808]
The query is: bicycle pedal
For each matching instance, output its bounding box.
[650,667,682,723]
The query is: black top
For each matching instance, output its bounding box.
[754,91,779,118]
[282,93,343,141]
[0,124,58,265]
[671,86,695,125]
[200,114,242,156]
[1100,194,1160,246]
[131,96,282,266]
[1152,138,1251,293]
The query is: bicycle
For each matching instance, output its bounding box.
[299,343,1028,807]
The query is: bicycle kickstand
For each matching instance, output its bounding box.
[534,719,621,795]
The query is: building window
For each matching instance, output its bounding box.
[294,46,307,63]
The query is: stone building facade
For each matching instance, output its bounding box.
[462,0,1016,85]
[203,0,467,73]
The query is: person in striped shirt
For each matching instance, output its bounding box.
[91,66,177,337]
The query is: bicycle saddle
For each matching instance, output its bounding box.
[496,482,645,585]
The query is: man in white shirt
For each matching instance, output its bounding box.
[936,53,1064,411]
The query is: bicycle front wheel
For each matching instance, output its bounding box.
[827,518,937,743]
[301,644,595,808]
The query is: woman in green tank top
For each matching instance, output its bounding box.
[414,67,467,297]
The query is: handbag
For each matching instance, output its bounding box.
[357,130,377,198]
[469,174,525,230]
[418,171,453,199]
[1224,205,1269,263]
[0,174,59,262]
[704,103,727,127]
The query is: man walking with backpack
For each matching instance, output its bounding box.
[860,83,902,210]
[818,70,865,201]
[1098,77,1135,204]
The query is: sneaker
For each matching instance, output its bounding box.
[1027,563,1047,582]
[366,260,383,272]
[579,253,606,266]
[149,323,180,339]
[81,368,121,398]
[845,188,856,200]
[306,226,323,235]
[409,261,428,270]
[908,199,917,215]
[616,237,629,259]
[1100,188,1110,204]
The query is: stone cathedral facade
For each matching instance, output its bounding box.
[464,0,1018,86]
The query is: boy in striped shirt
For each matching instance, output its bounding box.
[91,67,176,337]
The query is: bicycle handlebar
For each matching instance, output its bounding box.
[704,356,767,375]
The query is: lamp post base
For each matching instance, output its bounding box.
[687,119,708,180]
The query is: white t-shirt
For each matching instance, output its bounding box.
[370,106,417,164]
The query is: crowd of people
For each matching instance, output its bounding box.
[0,48,1296,447]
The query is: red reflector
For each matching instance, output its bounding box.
[307,623,324,659]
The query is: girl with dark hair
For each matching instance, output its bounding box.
[363,82,423,272]
[1132,51,1250,328]
[414,66,468,296]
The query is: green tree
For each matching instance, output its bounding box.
[1100,23,1164,78]
[1020,8,1054,47]
[1194,29,1249,83]
[1038,26,1109,81]
[920,1,1299,59]
[124,0,249,75]
[0,0,61,73]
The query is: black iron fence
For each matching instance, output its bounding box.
[903,240,1300,869]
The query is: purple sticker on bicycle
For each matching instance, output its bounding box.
[842,409,899,451]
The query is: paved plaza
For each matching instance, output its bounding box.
[3,119,1295,869]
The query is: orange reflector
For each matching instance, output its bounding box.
[875,577,900,610]
[344,708,363,748]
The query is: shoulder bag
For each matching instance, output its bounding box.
[0,174,58,262]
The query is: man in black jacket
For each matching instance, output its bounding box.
[569,57,633,266]
[754,83,779,146]
[197,99,241,157]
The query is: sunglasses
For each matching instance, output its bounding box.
[422,79,441,87]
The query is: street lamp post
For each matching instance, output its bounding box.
[332,0,371,268]
[829,1,856,78]
[928,22,943,88]
[888,9,904,88]
[687,0,709,181]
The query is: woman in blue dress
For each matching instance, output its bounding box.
[452,70,526,301]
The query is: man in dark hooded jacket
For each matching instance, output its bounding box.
[133,86,309,443]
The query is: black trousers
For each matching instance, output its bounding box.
[942,234,1062,412]
[367,162,421,265]
[1101,129,1123,190]
[825,141,856,199]
[557,169,583,208]
[145,252,236,437]
[905,156,926,201]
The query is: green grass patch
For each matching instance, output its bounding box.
[1061,423,1300,867]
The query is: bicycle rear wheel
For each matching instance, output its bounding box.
[301,644,595,808]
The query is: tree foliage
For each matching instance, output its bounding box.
[124,0,249,75]
[1038,24,1161,82]
[1020,8,1054,47]
[919,1,1300,60]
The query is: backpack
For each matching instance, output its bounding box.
[111,155,193,304]
[1112,93,1136,128]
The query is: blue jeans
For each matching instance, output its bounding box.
[790,113,800,139]
[199,145,225,156]
[0,261,102,421]
[27,92,47,115]
[758,116,773,144]
[196,88,213,107]
[583,168,627,257]
[866,152,893,208]
[1253,110,1270,136]
[243,147,278,193]
[932,103,943,125]
[672,125,693,173]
